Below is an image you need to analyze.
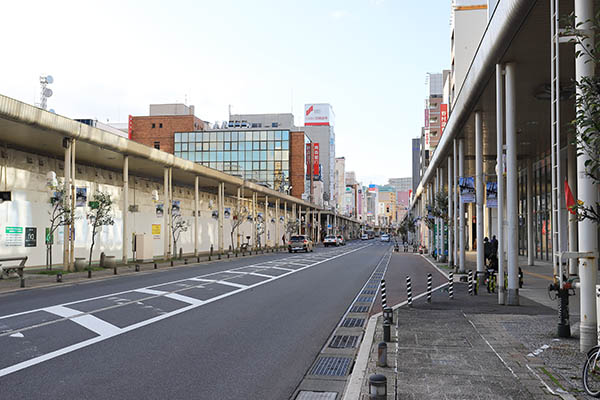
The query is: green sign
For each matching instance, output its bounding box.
[88,201,99,209]
[6,227,23,234]
[5,226,23,247]
[45,227,53,245]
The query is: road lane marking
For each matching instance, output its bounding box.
[165,293,205,306]
[45,305,120,337]
[0,244,373,378]
[270,266,294,272]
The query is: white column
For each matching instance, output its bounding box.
[163,167,169,259]
[298,205,302,235]
[496,64,506,304]
[122,156,129,263]
[63,140,71,271]
[576,0,598,352]
[252,192,257,249]
[475,111,484,275]
[458,138,465,273]
[283,201,287,244]
[448,156,453,266]
[264,196,268,247]
[275,198,280,249]
[526,159,534,266]
[567,134,578,275]
[453,139,458,266]
[194,177,199,256]
[505,62,519,306]
[218,183,224,254]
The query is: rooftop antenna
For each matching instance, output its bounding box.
[228,104,232,119]
[39,75,54,110]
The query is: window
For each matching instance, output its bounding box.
[152,123,156,129]
[159,123,163,128]
[174,132,181,142]
[154,141,160,150]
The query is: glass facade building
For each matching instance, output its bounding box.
[174,129,290,190]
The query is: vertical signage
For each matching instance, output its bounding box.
[313,143,320,177]
[306,143,312,177]
[25,227,37,247]
[440,104,448,133]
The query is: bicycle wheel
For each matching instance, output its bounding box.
[583,350,600,397]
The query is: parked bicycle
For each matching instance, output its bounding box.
[583,344,600,397]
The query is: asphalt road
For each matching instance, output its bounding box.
[0,241,391,400]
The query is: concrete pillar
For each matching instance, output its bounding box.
[576,0,598,352]
[70,141,75,268]
[317,211,321,242]
[453,139,458,266]
[168,167,173,258]
[194,177,199,256]
[496,64,506,304]
[63,140,71,271]
[505,62,519,306]
[458,138,465,273]
[475,111,485,275]
[122,156,129,264]
[163,167,169,260]
[275,198,280,248]
[252,192,257,249]
[218,183,224,254]
[264,196,268,248]
[448,156,453,265]
[526,159,534,266]
[567,134,578,275]
[283,201,287,243]
[298,205,302,235]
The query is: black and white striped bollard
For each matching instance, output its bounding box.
[406,276,412,307]
[468,270,473,295]
[380,279,387,310]
[427,273,432,303]
[448,271,454,299]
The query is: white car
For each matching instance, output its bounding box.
[361,233,369,240]
[380,234,390,242]
[323,235,338,247]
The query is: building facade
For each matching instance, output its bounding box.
[334,157,346,213]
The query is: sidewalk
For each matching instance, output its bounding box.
[358,253,588,399]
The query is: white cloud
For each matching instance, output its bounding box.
[330,10,349,19]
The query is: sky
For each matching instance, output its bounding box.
[1,0,451,186]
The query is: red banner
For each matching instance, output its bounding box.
[313,143,319,176]
[306,143,311,176]
[440,104,448,134]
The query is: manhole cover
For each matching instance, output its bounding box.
[309,356,352,376]
[329,335,359,348]
[342,318,365,328]
[296,391,337,400]
[350,305,369,313]
[356,296,373,303]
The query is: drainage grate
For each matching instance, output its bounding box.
[362,289,376,295]
[350,305,369,313]
[356,296,373,303]
[365,284,378,289]
[329,335,359,348]
[309,356,352,376]
[296,391,337,400]
[341,317,365,328]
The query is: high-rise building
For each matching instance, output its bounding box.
[387,177,412,192]
[334,157,346,213]
[412,138,421,196]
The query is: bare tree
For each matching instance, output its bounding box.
[171,213,189,258]
[87,191,115,269]
[46,187,73,270]
[230,205,248,250]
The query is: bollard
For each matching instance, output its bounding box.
[135,264,140,272]
[170,259,174,267]
[383,307,393,325]
[448,271,454,299]
[56,272,62,283]
[228,245,231,259]
[99,252,106,268]
[114,266,117,275]
[406,276,413,307]
[209,244,213,261]
[88,269,92,279]
[377,342,387,367]
[557,287,571,338]
[179,248,183,260]
[154,262,157,269]
[184,258,188,265]
[383,320,391,342]
[427,273,432,303]
[368,374,387,400]
[468,270,473,295]
[380,279,387,310]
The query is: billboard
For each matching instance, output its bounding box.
[313,143,320,176]
[440,104,448,133]
[305,104,334,126]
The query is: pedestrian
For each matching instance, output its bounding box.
[282,234,286,246]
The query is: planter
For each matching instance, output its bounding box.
[104,256,116,269]
[74,258,86,272]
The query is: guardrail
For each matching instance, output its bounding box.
[0,256,28,288]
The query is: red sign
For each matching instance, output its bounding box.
[305,105,314,116]
[313,143,319,176]
[128,115,133,139]
[440,104,448,134]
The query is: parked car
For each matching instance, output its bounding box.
[323,235,338,247]
[380,234,390,242]
[336,235,345,246]
[361,233,369,240]
[288,235,314,253]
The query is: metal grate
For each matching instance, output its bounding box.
[365,284,378,289]
[341,318,365,328]
[350,305,369,313]
[296,392,337,400]
[362,290,376,295]
[309,356,352,376]
[356,296,373,303]
[329,335,359,348]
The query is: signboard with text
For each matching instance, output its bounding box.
[440,104,448,133]
[304,104,334,126]
[25,227,37,247]
[5,227,23,246]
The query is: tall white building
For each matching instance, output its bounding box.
[334,157,346,213]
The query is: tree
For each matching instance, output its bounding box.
[255,214,265,248]
[564,13,600,223]
[171,213,189,258]
[230,205,248,250]
[87,191,115,269]
[46,187,73,270]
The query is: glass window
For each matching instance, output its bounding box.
[216,142,223,151]
[210,132,216,141]
[190,152,198,162]
[223,162,230,171]
[282,161,289,170]
[224,142,230,151]
[275,130,281,140]
[231,152,238,161]
[215,131,223,141]
[238,151,245,161]
[224,152,230,161]
[209,162,216,169]
[174,151,181,158]
[268,130,275,140]
[210,152,217,162]
[203,143,209,151]
[282,150,289,161]
[224,131,230,141]
[267,151,274,161]
[260,151,267,161]
[260,131,267,140]
[282,131,289,140]
[253,142,260,150]
[275,151,282,161]
[275,141,282,150]
[267,161,274,171]
[189,132,196,142]
[175,143,182,151]
[260,142,266,150]
[253,162,260,170]
[268,141,274,150]
[182,132,189,142]
[252,150,258,160]
[216,162,223,170]
[231,142,238,151]
[282,141,289,150]
[275,161,282,170]
[182,143,188,151]
[231,131,238,141]
[245,142,252,150]
[196,143,203,151]
[245,161,252,170]
[216,152,223,161]
[246,151,253,160]
[210,142,217,151]
[203,132,211,141]
[252,131,260,141]
[174,132,182,142]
